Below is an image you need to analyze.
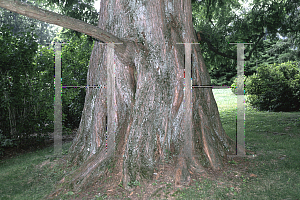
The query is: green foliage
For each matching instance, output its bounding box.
[0,133,16,156]
[60,33,93,129]
[192,0,252,85]
[192,0,300,85]
[36,0,99,41]
[245,61,300,112]
[0,22,92,149]
[230,75,247,95]
[32,45,56,133]
[248,36,300,74]
[0,134,14,147]
[0,24,39,138]
[41,0,98,24]
[0,6,57,45]
[210,63,237,86]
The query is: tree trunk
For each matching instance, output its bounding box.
[0,0,239,195]
[61,0,238,192]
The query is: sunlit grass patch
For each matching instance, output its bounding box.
[173,88,300,199]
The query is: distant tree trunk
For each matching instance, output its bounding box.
[3,91,17,137]
[62,0,238,192]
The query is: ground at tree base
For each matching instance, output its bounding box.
[46,148,256,200]
[1,128,257,199]
[0,129,77,161]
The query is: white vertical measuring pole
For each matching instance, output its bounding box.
[54,43,62,156]
[236,43,245,156]
[229,43,252,156]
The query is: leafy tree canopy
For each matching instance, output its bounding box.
[191,0,300,85]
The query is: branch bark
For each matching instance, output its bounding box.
[0,0,136,66]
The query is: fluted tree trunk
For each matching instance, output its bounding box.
[0,0,240,195]
[64,0,238,191]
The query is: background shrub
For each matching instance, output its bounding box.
[244,61,300,112]
[0,133,16,156]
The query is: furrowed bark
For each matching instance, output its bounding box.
[61,0,237,191]
[1,0,239,196]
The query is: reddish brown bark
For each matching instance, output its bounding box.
[58,0,239,192]
[0,0,240,195]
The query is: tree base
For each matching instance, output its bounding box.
[45,150,256,199]
[45,155,205,199]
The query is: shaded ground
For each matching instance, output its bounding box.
[80,155,258,199]
[44,146,257,199]
[0,129,77,161]
[1,128,258,199]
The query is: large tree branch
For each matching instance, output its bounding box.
[0,0,136,66]
[196,32,236,60]
[245,32,265,61]
[196,31,266,61]
[0,0,121,43]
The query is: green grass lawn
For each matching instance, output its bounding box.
[0,143,72,200]
[0,88,299,199]
[174,88,300,199]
